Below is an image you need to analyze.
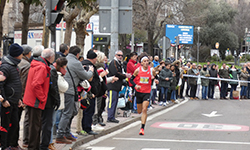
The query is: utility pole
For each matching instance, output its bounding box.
[110,0,119,59]
[163,36,166,60]
[131,33,134,52]
[197,27,200,65]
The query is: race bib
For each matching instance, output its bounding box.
[140,77,149,84]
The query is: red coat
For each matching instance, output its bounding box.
[127,59,140,87]
[23,57,51,110]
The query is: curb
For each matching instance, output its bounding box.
[62,99,185,150]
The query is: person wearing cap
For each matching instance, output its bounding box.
[17,44,32,148]
[0,43,24,149]
[152,55,160,68]
[81,49,101,135]
[55,46,94,144]
[21,45,43,148]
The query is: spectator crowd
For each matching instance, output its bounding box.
[0,43,249,150]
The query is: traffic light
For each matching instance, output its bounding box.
[46,0,65,27]
[175,36,179,45]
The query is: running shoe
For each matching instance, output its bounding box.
[139,128,144,135]
[163,102,167,106]
[159,101,163,106]
[70,133,78,139]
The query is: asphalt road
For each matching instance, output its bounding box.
[77,99,250,150]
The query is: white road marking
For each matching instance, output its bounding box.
[78,99,189,149]
[202,111,222,118]
[86,146,115,150]
[141,148,170,150]
[197,149,220,150]
[113,137,250,145]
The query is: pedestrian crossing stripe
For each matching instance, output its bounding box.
[86,147,115,150]
[141,149,170,150]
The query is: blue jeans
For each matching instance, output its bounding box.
[55,109,63,130]
[208,84,215,98]
[171,90,176,100]
[160,87,169,102]
[202,86,208,99]
[230,84,237,98]
[150,89,157,103]
[241,86,247,96]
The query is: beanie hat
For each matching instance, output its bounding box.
[87,50,97,59]
[21,45,32,55]
[9,43,24,57]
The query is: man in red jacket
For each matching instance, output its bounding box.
[23,48,55,150]
[126,52,140,112]
[127,52,140,87]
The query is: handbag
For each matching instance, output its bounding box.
[117,97,126,108]
[233,90,239,99]
[197,75,201,85]
[67,66,78,102]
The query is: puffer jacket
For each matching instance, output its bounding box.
[159,68,172,88]
[240,70,250,87]
[57,71,69,110]
[23,57,51,110]
[170,74,177,90]
[229,68,241,85]
[0,55,22,104]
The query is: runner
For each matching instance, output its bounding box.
[130,53,158,135]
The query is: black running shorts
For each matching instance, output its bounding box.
[135,92,150,104]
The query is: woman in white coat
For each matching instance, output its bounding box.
[49,57,69,149]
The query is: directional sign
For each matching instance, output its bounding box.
[165,24,194,44]
[202,111,222,118]
[151,122,249,131]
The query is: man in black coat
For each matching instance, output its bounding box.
[40,65,60,150]
[107,50,131,123]
[81,50,100,135]
[0,43,24,149]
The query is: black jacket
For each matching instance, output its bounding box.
[45,65,60,109]
[107,59,126,91]
[82,59,100,96]
[0,55,22,104]
[209,64,218,85]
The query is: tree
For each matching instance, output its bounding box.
[182,0,238,60]
[73,4,98,54]
[230,1,250,53]
[19,0,41,44]
[199,2,238,59]
[62,0,97,54]
[133,0,182,56]
[0,0,6,48]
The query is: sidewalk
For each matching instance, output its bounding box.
[18,99,185,150]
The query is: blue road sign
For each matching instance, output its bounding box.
[165,24,194,44]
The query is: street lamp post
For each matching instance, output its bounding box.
[197,27,200,65]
